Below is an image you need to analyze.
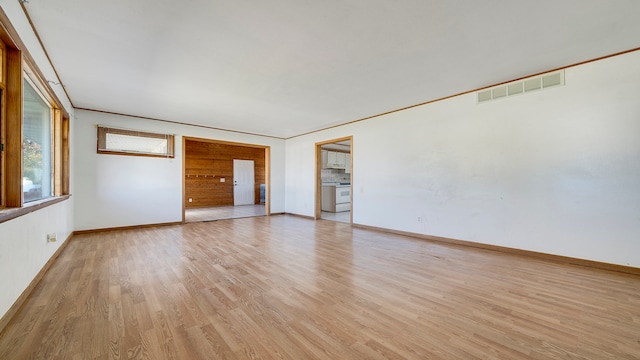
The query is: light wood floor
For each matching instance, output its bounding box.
[1,215,639,359]
[320,210,351,223]
[185,204,266,223]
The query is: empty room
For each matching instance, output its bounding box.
[0,1,639,359]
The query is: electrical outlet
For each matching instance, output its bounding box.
[47,233,57,243]
[188,198,193,203]
[220,178,225,182]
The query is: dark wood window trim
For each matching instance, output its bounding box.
[0,8,71,218]
[2,37,22,208]
[97,126,175,158]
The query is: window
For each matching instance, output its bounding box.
[23,78,53,202]
[97,126,174,158]
[0,13,69,218]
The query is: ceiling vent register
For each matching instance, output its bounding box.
[477,70,564,103]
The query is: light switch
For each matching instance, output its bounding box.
[220,178,225,182]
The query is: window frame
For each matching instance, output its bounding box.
[0,9,70,221]
[97,126,175,158]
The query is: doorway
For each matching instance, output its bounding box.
[183,137,270,222]
[315,136,352,224]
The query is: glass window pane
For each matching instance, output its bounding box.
[97,126,174,158]
[105,133,168,155]
[23,80,52,202]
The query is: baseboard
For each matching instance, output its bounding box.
[0,231,74,335]
[73,221,182,235]
[352,223,640,276]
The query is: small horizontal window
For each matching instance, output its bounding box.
[97,126,175,158]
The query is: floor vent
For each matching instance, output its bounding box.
[477,70,564,103]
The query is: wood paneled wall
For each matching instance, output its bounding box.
[185,140,265,208]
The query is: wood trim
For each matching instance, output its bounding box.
[287,47,640,140]
[0,195,71,224]
[349,139,353,224]
[264,146,271,215]
[182,136,270,149]
[0,8,72,207]
[4,46,21,207]
[315,144,322,219]
[0,231,73,335]
[19,2,74,109]
[0,7,69,120]
[73,221,183,235]
[78,107,285,140]
[181,136,186,223]
[97,126,175,158]
[96,149,175,159]
[53,113,70,196]
[53,109,61,195]
[11,1,640,144]
[0,13,16,48]
[61,116,69,195]
[315,136,353,221]
[99,126,174,140]
[316,136,352,147]
[352,223,640,276]
[67,50,640,143]
[2,214,638,358]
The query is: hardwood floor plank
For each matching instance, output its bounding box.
[1,215,639,359]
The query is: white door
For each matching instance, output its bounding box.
[233,159,255,206]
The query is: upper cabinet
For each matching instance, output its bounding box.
[329,151,345,168]
[322,150,349,170]
[345,153,351,174]
[321,150,328,168]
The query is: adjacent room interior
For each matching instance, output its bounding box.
[183,138,269,222]
[1,1,639,359]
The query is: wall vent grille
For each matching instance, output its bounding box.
[477,70,564,103]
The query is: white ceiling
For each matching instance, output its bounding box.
[22,0,640,139]
[322,140,351,152]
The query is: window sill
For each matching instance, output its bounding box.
[0,195,72,224]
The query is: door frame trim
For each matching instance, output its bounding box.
[315,136,353,223]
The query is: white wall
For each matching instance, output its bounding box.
[74,110,286,231]
[285,50,640,267]
[0,201,74,316]
[0,1,75,319]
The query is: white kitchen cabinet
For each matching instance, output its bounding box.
[322,149,351,170]
[336,152,346,167]
[327,151,339,167]
[325,151,347,169]
[345,154,351,174]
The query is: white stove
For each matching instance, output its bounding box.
[322,184,351,212]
